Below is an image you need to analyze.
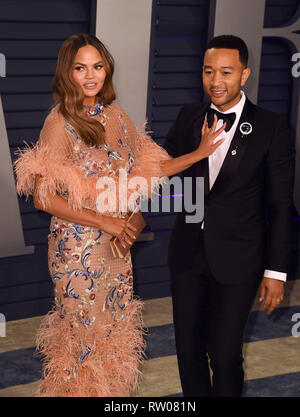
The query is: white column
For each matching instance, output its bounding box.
[212,0,266,104]
[0,96,34,257]
[96,0,153,126]
[212,0,300,213]
[264,14,300,213]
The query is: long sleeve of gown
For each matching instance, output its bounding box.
[14,104,172,215]
[14,108,98,211]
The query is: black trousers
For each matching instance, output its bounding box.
[170,232,261,397]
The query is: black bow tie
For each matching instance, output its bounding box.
[206,107,236,132]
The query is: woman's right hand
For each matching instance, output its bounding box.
[99,215,137,248]
[194,114,226,160]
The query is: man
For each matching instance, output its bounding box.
[164,35,295,397]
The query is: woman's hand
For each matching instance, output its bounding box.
[34,174,136,248]
[158,115,227,177]
[194,114,226,160]
[99,216,137,248]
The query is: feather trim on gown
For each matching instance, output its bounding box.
[14,103,171,397]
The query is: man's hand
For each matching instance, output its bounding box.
[259,277,284,315]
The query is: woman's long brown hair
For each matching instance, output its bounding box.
[52,33,116,147]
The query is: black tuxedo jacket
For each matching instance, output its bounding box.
[163,97,295,285]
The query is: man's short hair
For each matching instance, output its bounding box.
[205,35,249,67]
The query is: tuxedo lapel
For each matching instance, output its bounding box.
[192,103,210,198]
[209,98,255,196]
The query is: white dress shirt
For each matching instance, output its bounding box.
[203,90,286,282]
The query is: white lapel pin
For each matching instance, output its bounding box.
[240,122,253,136]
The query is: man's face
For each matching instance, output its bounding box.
[202,48,251,112]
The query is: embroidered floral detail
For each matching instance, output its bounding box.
[49,221,105,327]
[73,143,124,178]
[118,113,128,138]
[55,296,67,319]
[64,121,81,140]
[107,149,123,166]
[99,111,109,127]
[79,346,91,362]
[127,153,134,174]
[103,269,133,319]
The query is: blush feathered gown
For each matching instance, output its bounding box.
[14,102,171,397]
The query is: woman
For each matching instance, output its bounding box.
[14,33,225,397]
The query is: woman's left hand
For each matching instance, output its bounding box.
[194,114,226,160]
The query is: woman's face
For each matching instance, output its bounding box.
[72,45,107,106]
